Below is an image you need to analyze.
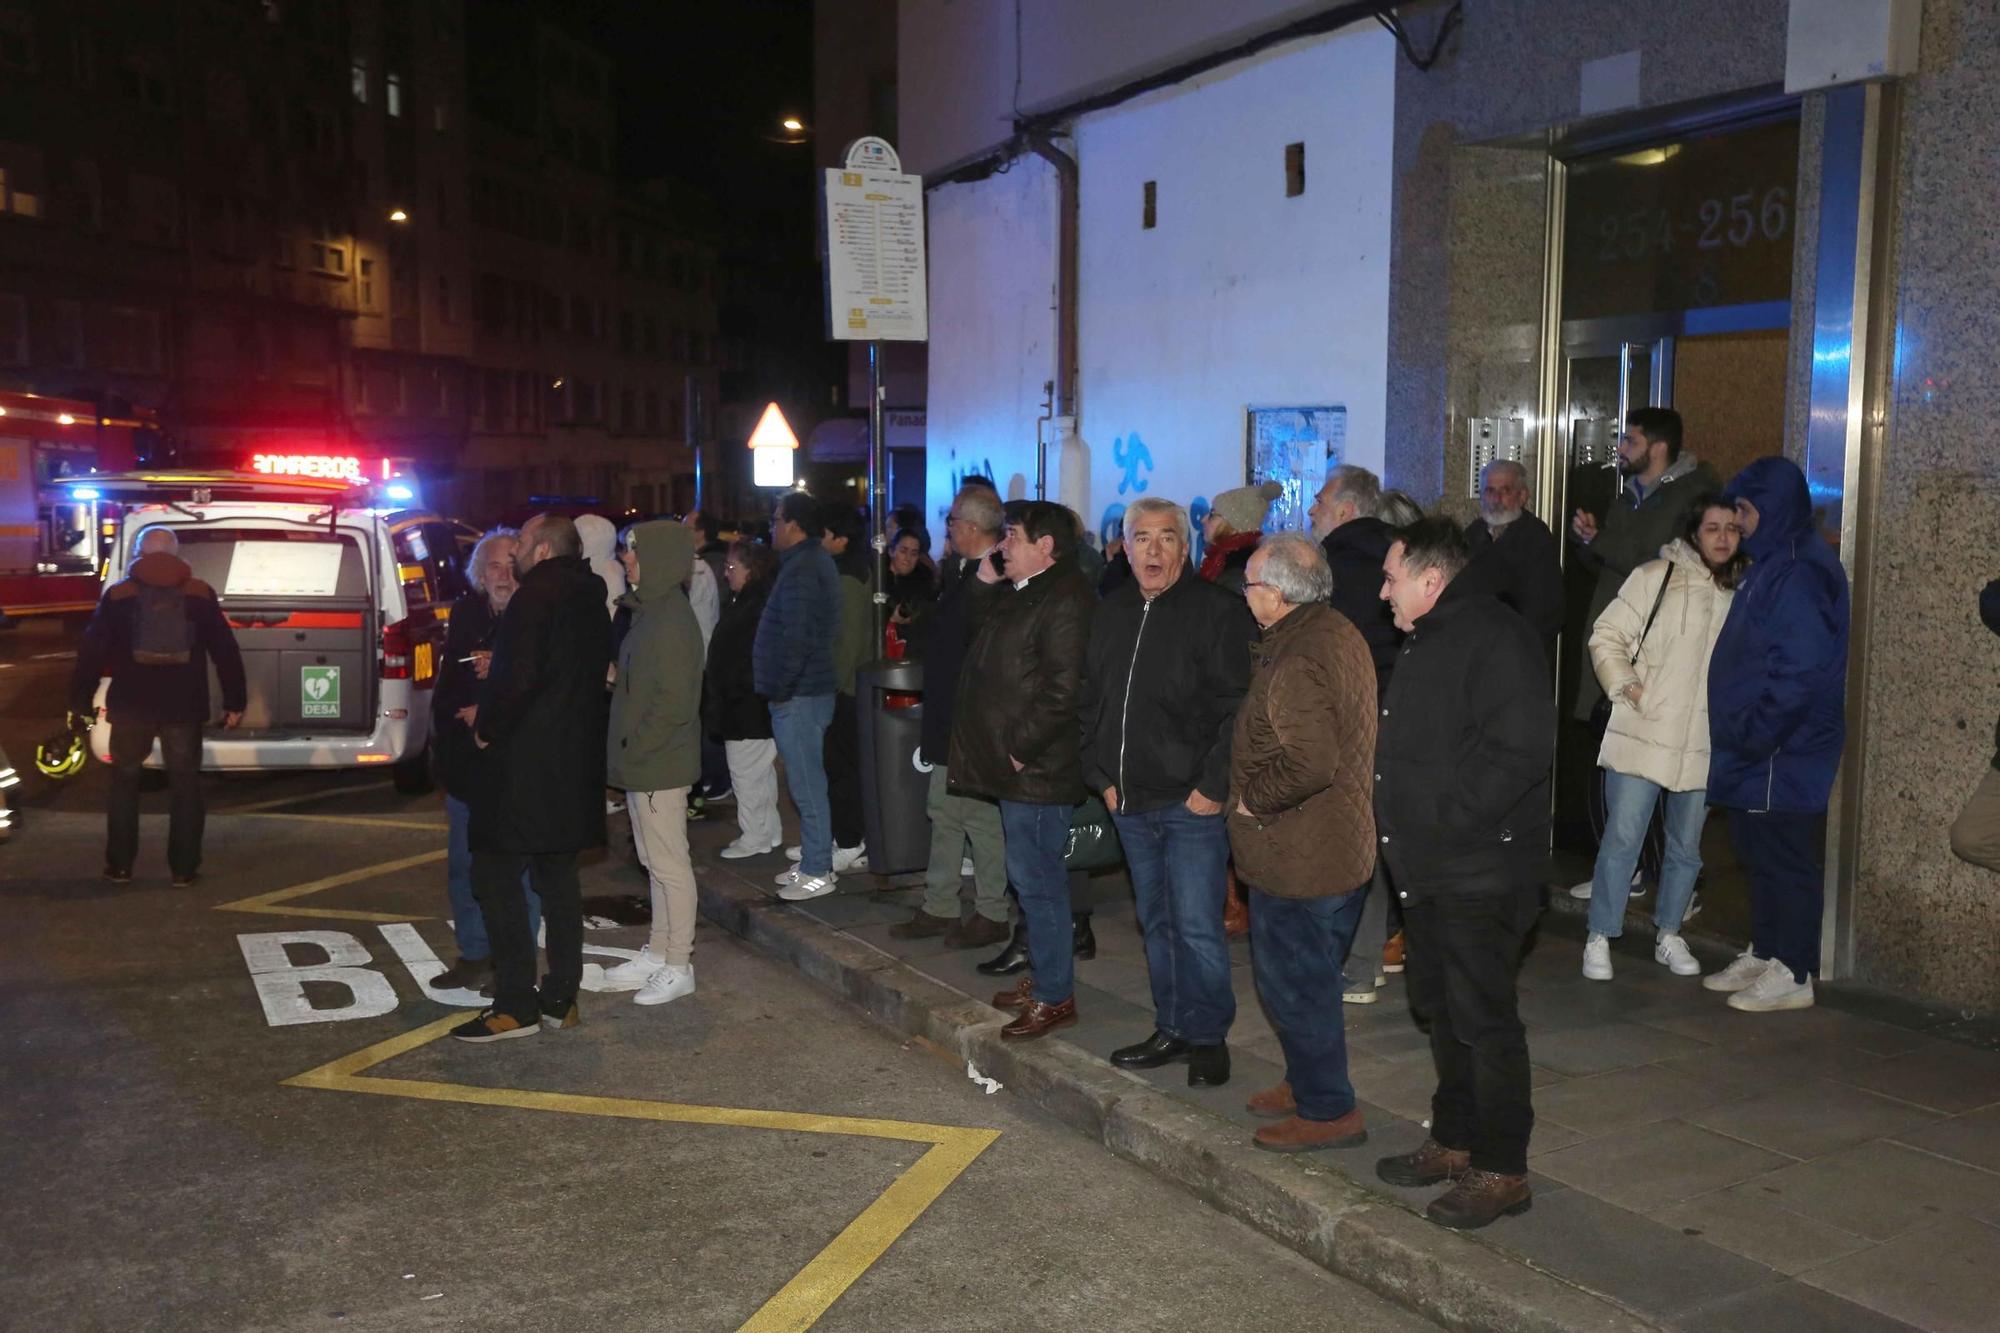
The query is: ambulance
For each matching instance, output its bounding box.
[61,466,471,792]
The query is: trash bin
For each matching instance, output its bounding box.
[856,660,931,876]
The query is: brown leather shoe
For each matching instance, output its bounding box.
[1253,1109,1367,1153]
[990,977,1033,1012]
[888,909,954,941]
[945,914,1011,949]
[1223,868,1249,939]
[1245,1081,1297,1119]
[1382,930,1405,973]
[1424,1169,1532,1230]
[1000,996,1077,1040]
[1375,1138,1472,1187]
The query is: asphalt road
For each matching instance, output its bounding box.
[0,634,1437,1332]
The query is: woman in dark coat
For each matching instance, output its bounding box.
[705,540,782,856]
[884,527,938,648]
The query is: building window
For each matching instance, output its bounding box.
[307,238,347,276]
[70,27,94,87]
[437,275,451,322]
[642,313,660,355]
[10,189,37,219]
[1285,142,1305,198]
[0,293,25,365]
[52,298,84,368]
[619,387,635,431]
[1142,180,1156,230]
[386,70,403,118]
[106,306,162,374]
[359,257,378,312]
[71,159,102,232]
[644,389,660,431]
[618,309,634,356]
[350,56,368,103]
[432,100,447,132]
[129,175,182,247]
[0,8,36,72]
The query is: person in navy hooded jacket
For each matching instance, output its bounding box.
[1699,457,1849,1013]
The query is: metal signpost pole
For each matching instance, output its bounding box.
[868,339,886,652]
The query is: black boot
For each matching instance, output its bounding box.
[1187,1043,1231,1088]
[1073,912,1097,961]
[975,922,1030,976]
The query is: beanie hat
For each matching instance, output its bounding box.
[1209,480,1283,535]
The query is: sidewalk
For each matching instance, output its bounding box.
[669,817,2000,1333]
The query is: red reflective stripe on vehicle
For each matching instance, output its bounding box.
[226,611,365,629]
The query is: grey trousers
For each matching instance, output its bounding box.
[920,764,1009,922]
[1341,858,1392,986]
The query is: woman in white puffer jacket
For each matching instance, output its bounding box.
[1581,495,1745,981]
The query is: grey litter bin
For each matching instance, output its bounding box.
[856,659,932,876]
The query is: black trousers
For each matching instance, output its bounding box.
[472,850,580,1021]
[825,690,864,849]
[1728,809,1825,982]
[107,721,204,877]
[1402,884,1540,1176]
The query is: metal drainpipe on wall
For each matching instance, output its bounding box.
[1022,131,1079,502]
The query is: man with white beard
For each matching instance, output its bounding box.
[1460,460,1564,671]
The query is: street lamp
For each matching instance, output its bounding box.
[770,114,810,145]
[747,402,799,488]
[388,208,409,223]
[781,116,804,132]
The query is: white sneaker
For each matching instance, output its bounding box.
[832,844,869,873]
[1654,932,1701,976]
[785,845,802,862]
[1702,949,1769,993]
[1342,980,1380,1005]
[719,839,774,859]
[1684,893,1703,921]
[961,857,975,877]
[1582,933,1614,981]
[600,947,665,992]
[634,963,696,1006]
[1727,958,1815,1012]
[777,872,839,902]
[606,797,627,814]
[1567,878,1593,901]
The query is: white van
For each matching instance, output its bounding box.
[68,471,468,792]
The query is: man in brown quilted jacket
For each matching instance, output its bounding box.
[1228,533,1379,1153]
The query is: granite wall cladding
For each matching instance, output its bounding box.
[1849,0,2000,1008]
[1384,0,1792,499]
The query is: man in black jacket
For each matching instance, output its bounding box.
[1461,460,1564,667]
[1370,518,1553,1231]
[71,527,247,886]
[454,514,614,1043]
[891,484,1012,948]
[1081,497,1253,1086]
[949,500,1096,1041]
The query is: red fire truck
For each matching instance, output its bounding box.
[0,390,153,623]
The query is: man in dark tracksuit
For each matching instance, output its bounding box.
[71,529,246,886]
[454,514,612,1043]
[1701,457,1850,1013]
[1371,519,1553,1231]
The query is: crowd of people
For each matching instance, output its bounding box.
[81,402,2000,1234]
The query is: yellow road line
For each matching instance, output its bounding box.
[282,1014,1001,1332]
[236,811,448,832]
[213,848,446,923]
[219,783,394,814]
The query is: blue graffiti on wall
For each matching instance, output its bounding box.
[1112,434,1154,495]
[1098,503,1126,551]
[1188,495,1211,566]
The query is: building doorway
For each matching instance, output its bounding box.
[1550,111,1800,941]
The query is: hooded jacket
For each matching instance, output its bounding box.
[575,514,628,618]
[1589,539,1735,793]
[607,522,705,793]
[471,553,613,855]
[71,551,247,726]
[1707,457,1849,813]
[1573,451,1720,717]
[1079,568,1254,814]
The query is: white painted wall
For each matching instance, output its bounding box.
[922,156,1059,545]
[1074,27,1395,551]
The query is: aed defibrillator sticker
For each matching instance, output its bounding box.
[301,666,342,718]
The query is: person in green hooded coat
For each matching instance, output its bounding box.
[600,520,707,1007]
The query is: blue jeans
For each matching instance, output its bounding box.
[445,794,540,960]
[1250,888,1366,1121]
[1587,770,1707,937]
[999,800,1076,1006]
[1113,803,1235,1044]
[770,694,836,876]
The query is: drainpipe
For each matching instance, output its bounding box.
[1023,131,1078,500]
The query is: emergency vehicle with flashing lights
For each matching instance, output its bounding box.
[0,389,153,624]
[59,469,472,792]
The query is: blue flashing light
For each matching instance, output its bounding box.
[71,486,101,501]
[385,483,416,502]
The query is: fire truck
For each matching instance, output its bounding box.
[0,390,153,623]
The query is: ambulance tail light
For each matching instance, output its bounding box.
[381,617,414,679]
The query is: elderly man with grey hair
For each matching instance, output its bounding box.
[1462,459,1564,665]
[1231,532,1381,1151]
[428,529,542,993]
[1080,496,1255,1086]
